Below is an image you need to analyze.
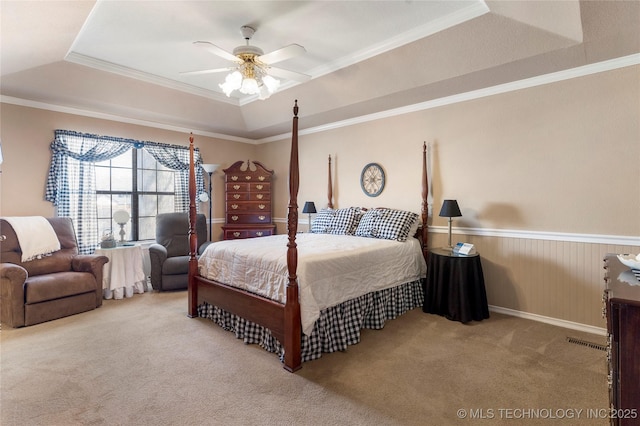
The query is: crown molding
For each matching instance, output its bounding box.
[64,52,237,105]
[3,54,638,145]
[0,95,255,144]
[257,53,640,143]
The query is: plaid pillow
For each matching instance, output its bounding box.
[355,208,419,242]
[310,208,333,234]
[310,207,362,234]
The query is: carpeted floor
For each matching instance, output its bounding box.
[1,291,609,425]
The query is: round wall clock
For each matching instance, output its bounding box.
[360,163,385,197]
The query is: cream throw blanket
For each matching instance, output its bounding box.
[4,216,61,262]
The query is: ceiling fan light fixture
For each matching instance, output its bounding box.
[262,75,280,94]
[239,77,259,95]
[219,71,243,97]
[192,25,307,99]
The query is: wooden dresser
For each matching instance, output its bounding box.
[603,253,640,425]
[221,160,276,240]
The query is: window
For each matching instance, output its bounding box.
[96,148,176,241]
[46,130,205,254]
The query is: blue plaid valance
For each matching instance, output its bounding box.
[46,130,206,253]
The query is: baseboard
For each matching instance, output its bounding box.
[489,305,607,336]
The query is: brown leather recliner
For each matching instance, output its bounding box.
[0,217,109,328]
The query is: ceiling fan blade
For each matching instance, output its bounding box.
[180,67,234,76]
[268,66,311,82]
[258,44,306,65]
[193,41,239,63]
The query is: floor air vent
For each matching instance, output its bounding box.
[566,336,606,351]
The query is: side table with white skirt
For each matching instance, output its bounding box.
[95,245,147,299]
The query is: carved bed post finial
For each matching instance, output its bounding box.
[284,100,302,372]
[188,133,199,317]
[421,141,429,261]
[327,155,333,209]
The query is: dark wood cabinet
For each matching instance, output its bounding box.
[603,254,640,425]
[222,160,276,240]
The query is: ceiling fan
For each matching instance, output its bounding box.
[183,25,311,99]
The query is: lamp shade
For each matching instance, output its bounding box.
[439,200,462,218]
[302,201,317,214]
[201,164,220,174]
[113,209,130,224]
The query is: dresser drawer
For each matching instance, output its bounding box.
[249,229,273,238]
[226,213,272,224]
[226,183,250,192]
[227,192,250,201]
[250,182,270,192]
[224,229,249,239]
[226,192,271,202]
[226,201,271,212]
[226,174,270,183]
[223,225,275,240]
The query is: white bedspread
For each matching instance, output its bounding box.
[198,233,427,335]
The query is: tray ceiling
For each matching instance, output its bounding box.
[1,1,638,141]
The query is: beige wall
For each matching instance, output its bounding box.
[260,65,640,329]
[1,64,639,329]
[263,65,639,236]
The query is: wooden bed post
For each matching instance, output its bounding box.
[284,100,302,372]
[327,155,333,209]
[421,141,429,261]
[187,133,198,318]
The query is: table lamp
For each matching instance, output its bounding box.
[439,199,462,249]
[302,201,317,231]
[113,210,130,243]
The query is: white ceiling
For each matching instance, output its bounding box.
[1,1,639,141]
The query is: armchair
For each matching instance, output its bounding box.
[0,217,109,328]
[148,213,210,291]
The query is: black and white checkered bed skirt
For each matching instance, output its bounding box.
[197,279,424,363]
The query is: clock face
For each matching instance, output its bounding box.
[360,163,385,197]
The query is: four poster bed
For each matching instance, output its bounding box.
[186,101,430,372]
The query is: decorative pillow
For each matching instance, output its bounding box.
[355,208,419,242]
[408,216,421,238]
[310,207,362,235]
[310,208,333,234]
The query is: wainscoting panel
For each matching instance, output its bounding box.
[428,232,640,329]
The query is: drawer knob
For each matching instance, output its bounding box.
[258,204,265,209]
[232,215,238,221]
[231,204,238,209]
[256,184,264,190]
[233,194,241,199]
[246,176,251,180]
[258,176,266,181]
[233,185,240,190]
[256,194,264,200]
[231,176,238,181]
[256,232,263,237]
[259,215,266,221]
[233,232,240,237]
